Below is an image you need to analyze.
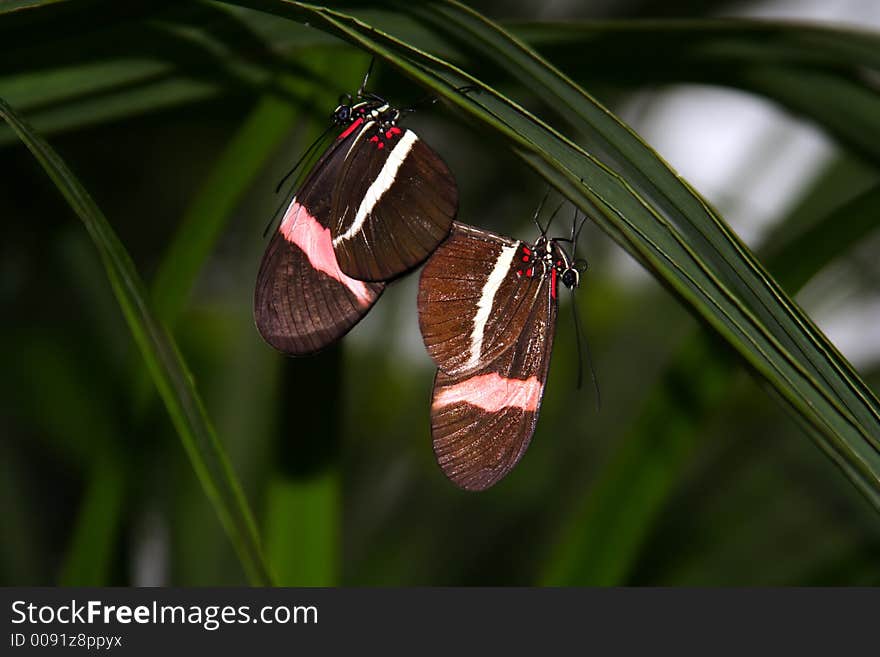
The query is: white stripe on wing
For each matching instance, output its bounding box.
[332,130,419,246]
[465,243,519,370]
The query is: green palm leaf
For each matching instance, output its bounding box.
[0,96,274,586]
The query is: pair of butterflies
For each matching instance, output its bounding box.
[254,77,585,491]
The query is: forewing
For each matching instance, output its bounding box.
[254,129,385,355]
[418,223,545,377]
[331,126,457,281]
[430,282,557,491]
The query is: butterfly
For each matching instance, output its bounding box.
[255,64,458,355]
[418,204,588,490]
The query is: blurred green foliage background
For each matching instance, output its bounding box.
[2,0,880,586]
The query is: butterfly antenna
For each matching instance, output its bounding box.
[358,57,376,97]
[264,126,334,237]
[263,185,295,238]
[571,291,584,390]
[264,159,317,238]
[532,189,551,234]
[570,290,601,411]
[273,122,335,194]
[545,200,566,234]
[571,209,588,259]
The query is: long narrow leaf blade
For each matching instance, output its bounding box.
[0,96,274,586]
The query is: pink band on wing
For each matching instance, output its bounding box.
[433,373,543,413]
[280,201,374,307]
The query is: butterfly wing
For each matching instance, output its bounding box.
[430,281,557,491]
[254,129,385,356]
[330,125,457,282]
[418,222,545,378]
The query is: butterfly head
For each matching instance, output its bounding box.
[332,93,357,124]
[331,97,372,124]
[334,93,400,128]
[549,239,581,290]
[333,105,352,124]
[521,237,579,289]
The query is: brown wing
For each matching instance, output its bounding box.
[430,276,557,491]
[418,222,545,378]
[330,126,457,282]
[254,129,385,356]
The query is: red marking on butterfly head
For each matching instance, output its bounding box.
[337,117,364,140]
[377,142,385,149]
[369,135,379,142]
